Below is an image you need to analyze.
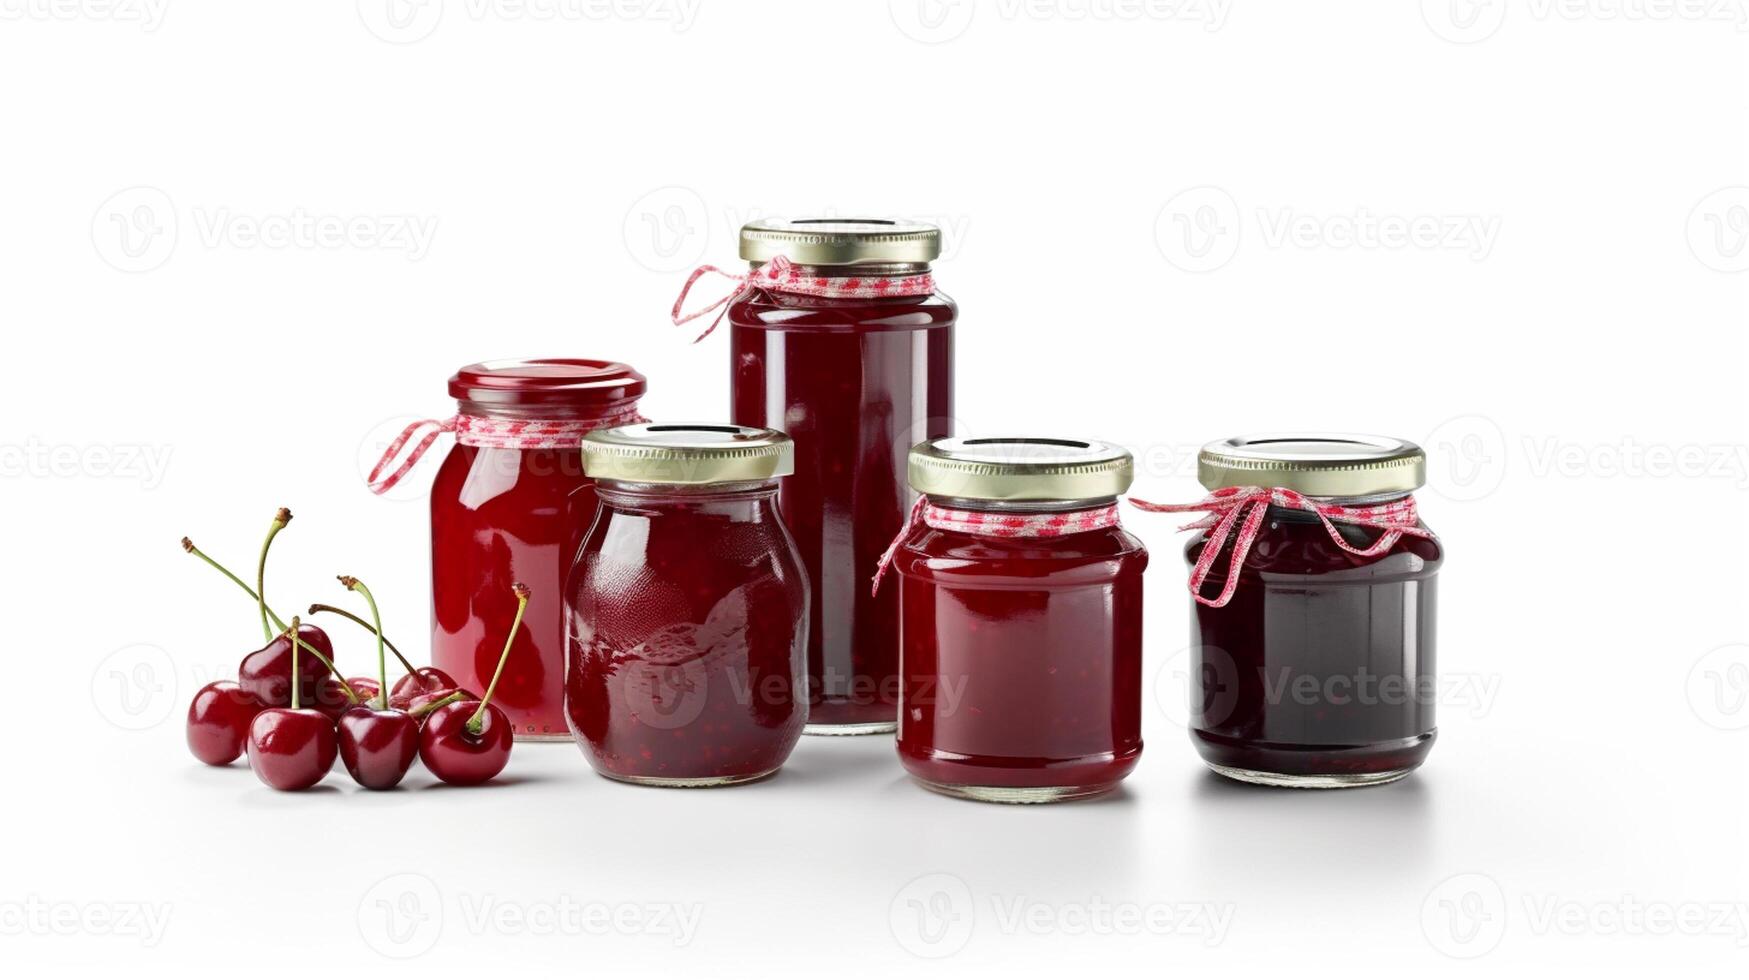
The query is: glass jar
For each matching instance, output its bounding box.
[1176,434,1444,788]
[429,359,646,741]
[565,423,809,787]
[729,218,955,735]
[887,438,1147,803]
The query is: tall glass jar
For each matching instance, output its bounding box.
[566,424,809,787]
[1173,434,1444,788]
[729,218,955,735]
[887,438,1147,803]
[428,359,645,741]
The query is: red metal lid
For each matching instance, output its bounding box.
[448,358,646,409]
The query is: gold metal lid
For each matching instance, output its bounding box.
[908,437,1134,503]
[739,218,942,266]
[1198,433,1426,497]
[583,423,794,485]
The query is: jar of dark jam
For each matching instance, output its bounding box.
[429,359,646,741]
[566,424,808,787]
[1173,434,1443,788]
[886,437,1147,803]
[728,219,955,735]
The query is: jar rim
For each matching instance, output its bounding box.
[908,436,1134,503]
[583,423,794,485]
[448,358,646,409]
[740,218,941,266]
[1199,433,1426,496]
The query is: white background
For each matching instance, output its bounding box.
[3,0,1746,974]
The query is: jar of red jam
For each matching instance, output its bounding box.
[728,218,955,735]
[419,359,646,741]
[566,423,808,787]
[883,437,1147,803]
[1142,434,1444,789]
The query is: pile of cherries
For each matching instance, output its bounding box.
[182,508,525,791]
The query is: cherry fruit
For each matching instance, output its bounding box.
[246,618,337,791]
[420,583,528,786]
[334,575,420,790]
[186,681,269,766]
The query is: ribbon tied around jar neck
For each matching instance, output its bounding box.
[870,497,1123,596]
[366,408,646,495]
[1127,486,1436,609]
[671,254,938,342]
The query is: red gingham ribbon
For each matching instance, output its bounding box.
[1128,486,1435,608]
[870,497,1122,596]
[366,407,645,495]
[671,254,937,342]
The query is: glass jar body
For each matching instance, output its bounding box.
[729,273,955,734]
[893,512,1147,802]
[430,441,594,740]
[1184,504,1443,787]
[565,481,809,786]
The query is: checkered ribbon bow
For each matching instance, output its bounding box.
[672,254,937,342]
[366,407,645,495]
[1128,486,1434,608]
[870,497,1122,596]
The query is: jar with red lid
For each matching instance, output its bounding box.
[882,437,1147,803]
[1136,434,1444,788]
[565,424,808,786]
[725,218,955,735]
[370,358,646,741]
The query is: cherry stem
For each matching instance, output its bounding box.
[469,583,529,735]
[338,576,388,708]
[183,535,354,702]
[306,603,419,677]
[255,508,291,643]
[288,616,302,707]
[408,690,467,720]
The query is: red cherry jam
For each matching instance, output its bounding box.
[728,219,954,735]
[429,359,645,741]
[566,424,808,786]
[890,438,1146,803]
[1178,434,1443,788]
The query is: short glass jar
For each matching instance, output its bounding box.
[1177,434,1444,788]
[728,218,955,735]
[886,438,1147,803]
[565,424,809,787]
[428,359,645,741]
